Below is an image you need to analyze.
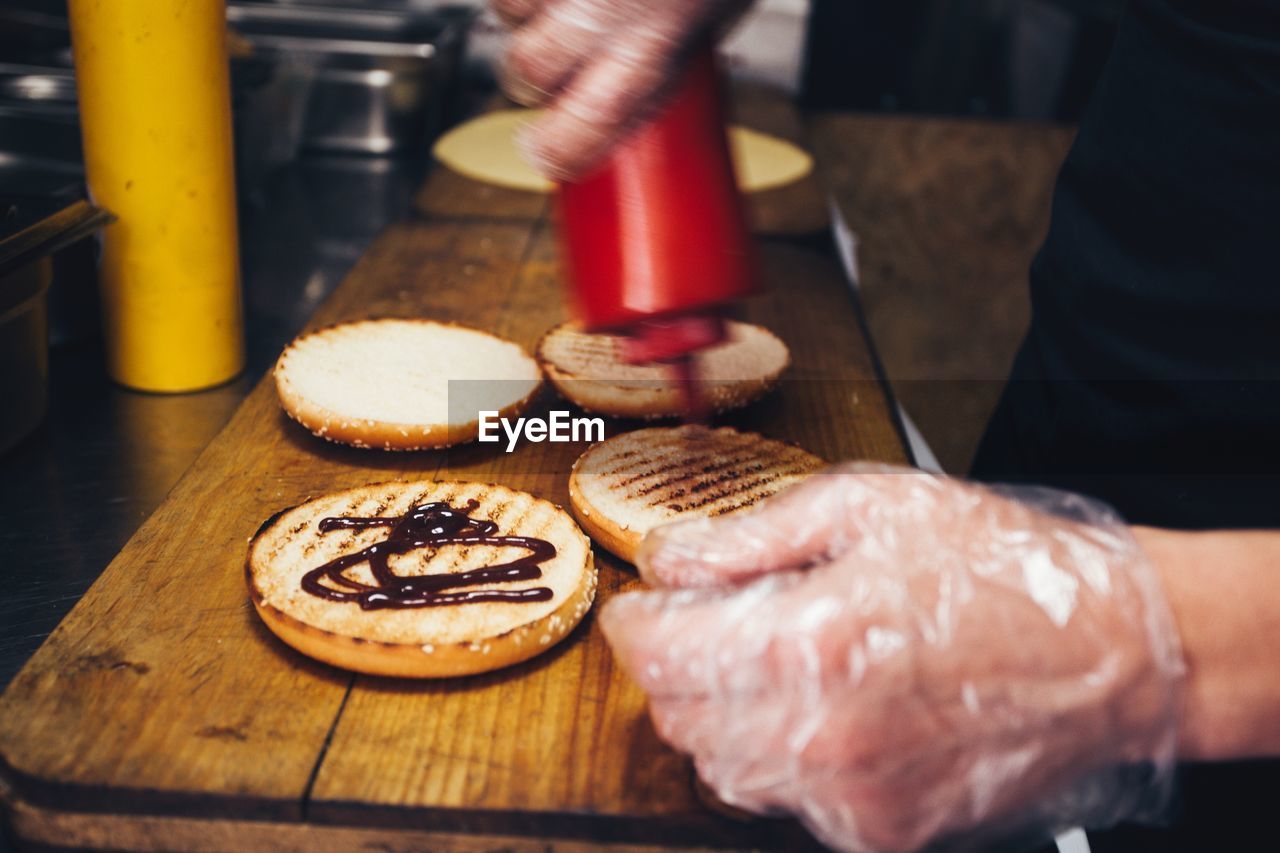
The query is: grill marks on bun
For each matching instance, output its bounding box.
[569,426,826,563]
[247,481,596,678]
[589,429,820,515]
[536,321,790,419]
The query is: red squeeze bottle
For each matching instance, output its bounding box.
[556,44,755,416]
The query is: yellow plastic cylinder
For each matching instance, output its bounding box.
[69,0,244,392]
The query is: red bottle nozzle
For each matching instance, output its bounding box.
[619,311,727,364]
[669,352,710,425]
[614,311,724,423]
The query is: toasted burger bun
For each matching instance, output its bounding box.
[569,426,826,564]
[247,481,596,678]
[537,321,790,419]
[274,319,543,451]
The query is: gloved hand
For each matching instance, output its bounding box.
[600,463,1186,852]
[491,0,754,179]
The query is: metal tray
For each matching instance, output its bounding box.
[0,107,83,197]
[0,8,73,68]
[227,3,472,154]
[0,63,78,112]
[0,197,112,454]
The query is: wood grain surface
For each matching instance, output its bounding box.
[0,92,905,851]
[811,113,1075,473]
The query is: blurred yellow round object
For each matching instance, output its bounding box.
[432,109,813,195]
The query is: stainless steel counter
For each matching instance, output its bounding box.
[0,152,427,692]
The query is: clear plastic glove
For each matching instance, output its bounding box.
[600,463,1186,852]
[491,0,754,179]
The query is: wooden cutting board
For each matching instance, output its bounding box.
[0,91,907,852]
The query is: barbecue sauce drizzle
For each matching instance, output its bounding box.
[301,500,555,610]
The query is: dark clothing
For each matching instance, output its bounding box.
[974,0,1280,529]
[971,0,1280,848]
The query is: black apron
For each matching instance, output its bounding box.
[971,0,1280,848]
